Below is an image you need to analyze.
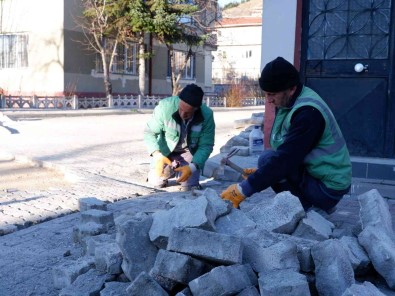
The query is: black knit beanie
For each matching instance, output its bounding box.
[178,84,204,108]
[259,57,300,92]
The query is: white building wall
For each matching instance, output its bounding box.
[212,24,262,84]
[261,0,297,69]
[0,0,65,95]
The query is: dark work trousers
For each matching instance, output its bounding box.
[258,150,350,211]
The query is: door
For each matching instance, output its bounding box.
[300,0,395,158]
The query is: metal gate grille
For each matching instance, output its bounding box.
[308,0,391,59]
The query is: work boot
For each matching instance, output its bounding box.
[154,180,168,189]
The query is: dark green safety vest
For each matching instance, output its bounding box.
[270,86,351,190]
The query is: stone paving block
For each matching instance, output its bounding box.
[293,210,334,241]
[83,233,115,256]
[221,135,249,147]
[79,197,108,211]
[202,188,232,217]
[245,191,305,234]
[220,145,250,156]
[341,281,386,296]
[245,240,300,273]
[52,256,95,289]
[126,272,169,296]
[358,225,395,289]
[338,236,371,275]
[287,236,318,273]
[167,227,243,265]
[100,281,129,296]
[175,287,192,296]
[81,209,114,230]
[258,269,310,296]
[237,286,260,296]
[358,189,394,236]
[149,196,217,249]
[311,239,355,296]
[72,222,107,243]
[0,223,18,235]
[150,249,206,286]
[116,212,158,282]
[215,208,257,236]
[95,242,123,275]
[59,269,114,296]
[189,264,257,296]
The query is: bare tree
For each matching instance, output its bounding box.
[78,0,123,96]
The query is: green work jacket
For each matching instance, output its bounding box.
[270,86,352,190]
[144,96,215,170]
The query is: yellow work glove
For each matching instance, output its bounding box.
[220,184,245,208]
[154,153,172,177]
[242,168,257,179]
[174,163,196,183]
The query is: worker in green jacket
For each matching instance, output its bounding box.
[221,57,352,212]
[144,84,215,191]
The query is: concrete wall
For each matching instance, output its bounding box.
[261,0,298,148]
[260,0,297,70]
[0,0,65,95]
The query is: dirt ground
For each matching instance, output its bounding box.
[0,160,72,191]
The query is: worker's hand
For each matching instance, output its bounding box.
[220,184,245,208]
[154,153,172,177]
[174,164,196,182]
[242,168,257,179]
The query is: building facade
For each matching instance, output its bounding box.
[212,0,262,85]
[0,0,216,97]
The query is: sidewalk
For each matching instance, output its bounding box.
[0,108,395,295]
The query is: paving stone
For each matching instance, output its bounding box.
[167,227,243,265]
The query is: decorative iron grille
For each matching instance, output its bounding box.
[308,0,391,59]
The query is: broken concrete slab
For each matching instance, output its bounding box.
[94,242,122,275]
[341,281,386,296]
[81,209,114,231]
[338,236,371,275]
[215,208,257,236]
[78,197,107,212]
[100,281,129,296]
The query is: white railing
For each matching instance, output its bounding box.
[0,94,265,110]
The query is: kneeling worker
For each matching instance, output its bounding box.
[221,57,351,212]
[144,84,215,191]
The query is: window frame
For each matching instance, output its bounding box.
[0,34,29,69]
[95,40,138,75]
[167,50,196,80]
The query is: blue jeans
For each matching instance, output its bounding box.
[258,150,350,211]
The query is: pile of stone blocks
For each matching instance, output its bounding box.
[52,189,395,295]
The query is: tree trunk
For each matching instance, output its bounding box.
[101,52,112,97]
[138,33,145,96]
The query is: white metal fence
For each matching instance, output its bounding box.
[0,94,265,110]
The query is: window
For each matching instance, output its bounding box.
[96,40,138,75]
[0,34,29,69]
[168,50,195,80]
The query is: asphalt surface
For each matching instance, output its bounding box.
[0,107,395,295]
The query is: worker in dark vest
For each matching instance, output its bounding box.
[221,57,352,212]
